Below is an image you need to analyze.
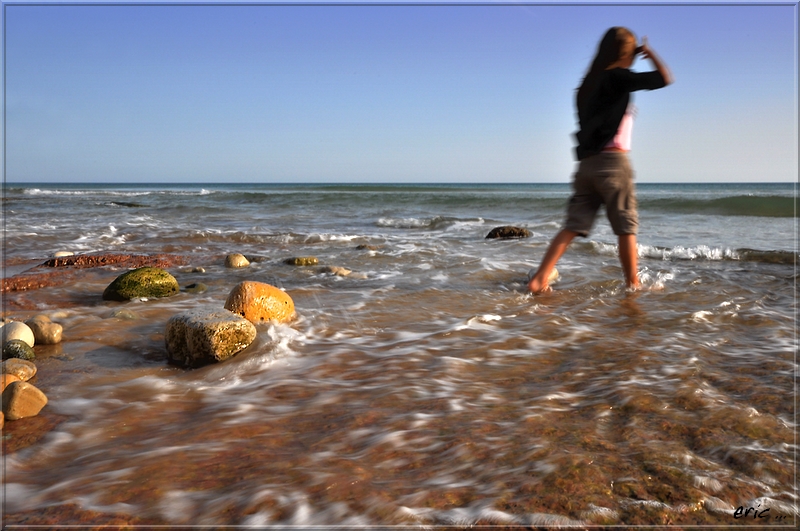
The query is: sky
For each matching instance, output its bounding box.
[2,1,797,183]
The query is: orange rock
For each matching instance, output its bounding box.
[224,281,295,324]
[2,380,48,420]
[1,373,20,392]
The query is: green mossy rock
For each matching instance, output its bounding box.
[2,340,35,361]
[102,267,180,301]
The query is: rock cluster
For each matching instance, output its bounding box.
[0,315,64,427]
[1,358,45,428]
[164,280,295,368]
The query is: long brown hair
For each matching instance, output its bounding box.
[577,27,637,111]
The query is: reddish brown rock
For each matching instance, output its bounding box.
[1,253,188,294]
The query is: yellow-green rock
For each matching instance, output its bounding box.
[285,256,319,266]
[102,267,179,301]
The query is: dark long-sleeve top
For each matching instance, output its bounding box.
[574,68,667,161]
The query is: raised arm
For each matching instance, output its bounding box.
[639,36,673,85]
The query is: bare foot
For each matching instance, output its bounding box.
[527,267,559,294]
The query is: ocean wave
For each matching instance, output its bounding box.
[24,188,153,197]
[376,216,484,231]
[641,195,797,218]
[590,242,797,265]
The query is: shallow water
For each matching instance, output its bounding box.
[1,182,797,526]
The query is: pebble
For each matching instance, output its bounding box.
[2,380,48,420]
[25,315,63,345]
[2,339,36,361]
[1,358,37,381]
[225,253,250,268]
[224,281,295,324]
[52,251,75,257]
[1,321,35,348]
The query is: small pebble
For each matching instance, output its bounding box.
[184,282,208,294]
[25,316,63,345]
[2,340,35,361]
[1,358,37,381]
[225,254,250,268]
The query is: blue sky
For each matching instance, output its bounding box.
[3,1,797,183]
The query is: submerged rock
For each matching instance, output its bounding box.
[225,253,250,268]
[165,309,257,367]
[2,380,48,420]
[224,281,295,324]
[109,308,139,320]
[285,256,319,266]
[321,265,352,277]
[1,358,37,381]
[25,315,63,345]
[2,340,35,361]
[184,282,208,294]
[485,226,531,239]
[102,267,180,301]
[1,321,35,348]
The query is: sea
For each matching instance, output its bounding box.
[1,182,797,527]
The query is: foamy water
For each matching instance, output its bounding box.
[1,182,797,526]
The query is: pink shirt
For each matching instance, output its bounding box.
[604,105,636,151]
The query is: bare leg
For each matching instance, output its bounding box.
[618,233,640,289]
[528,229,578,293]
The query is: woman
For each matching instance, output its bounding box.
[528,27,672,293]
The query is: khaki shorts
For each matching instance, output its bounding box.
[564,152,638,236]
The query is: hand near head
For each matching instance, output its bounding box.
[637,36,673,85]
[637,36,653,60]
